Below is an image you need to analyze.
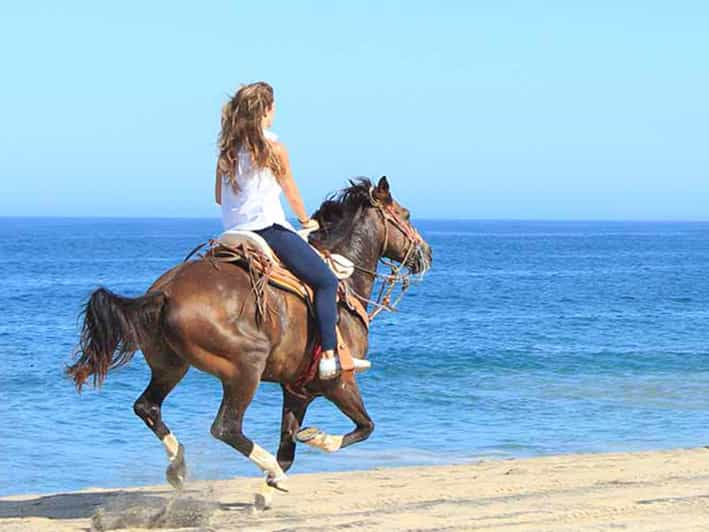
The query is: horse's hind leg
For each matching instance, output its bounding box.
[296,378,374,452]
[133,351,189,489]
[276,386,313,473]
[210,362,288,491]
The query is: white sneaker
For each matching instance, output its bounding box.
[318,356,338,380]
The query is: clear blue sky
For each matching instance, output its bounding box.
[1,1,707,220]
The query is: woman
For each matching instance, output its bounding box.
[214,81,369,379]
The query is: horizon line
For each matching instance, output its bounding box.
[1,215,707,223]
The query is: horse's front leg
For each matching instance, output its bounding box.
[296,377,374,452]
[255,386,313,510]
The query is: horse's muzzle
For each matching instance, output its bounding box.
[408,242,432,274]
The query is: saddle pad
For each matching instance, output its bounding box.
[219,230,354,280]
[219,230,276,262]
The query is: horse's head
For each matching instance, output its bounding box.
[312,176,432,275]
[368,176,432,274]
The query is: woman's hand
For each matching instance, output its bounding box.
[297,217,320,242]
[299,218,319,231]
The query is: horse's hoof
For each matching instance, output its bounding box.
[295,427,343,452]
[166,444,186,490]
[266,474,289,493]
[295,426,321,443]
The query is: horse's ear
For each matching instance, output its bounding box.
[372,176,392,204]
[377,176,390,195]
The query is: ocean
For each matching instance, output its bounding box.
[1,218,708,497]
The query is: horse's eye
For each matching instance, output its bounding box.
[404,209,411,221]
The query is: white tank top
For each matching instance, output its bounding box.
[220,130,294,232]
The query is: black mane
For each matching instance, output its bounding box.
[311,177,373,250]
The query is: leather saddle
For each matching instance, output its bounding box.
[213,230,369,329]
[219,229,355,280]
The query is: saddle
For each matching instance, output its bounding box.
[208,230,369,331]
[219,229,355,281]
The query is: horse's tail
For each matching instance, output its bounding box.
[67,287,167,391]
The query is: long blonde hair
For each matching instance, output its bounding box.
[216,82,283,187]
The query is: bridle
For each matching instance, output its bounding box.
[346,188,429,321]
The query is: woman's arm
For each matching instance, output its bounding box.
[273,142,310,223]
[214,169,222,206]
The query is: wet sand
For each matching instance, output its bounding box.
[2,447,709,531]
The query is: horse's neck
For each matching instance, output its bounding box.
[331,214,381,300]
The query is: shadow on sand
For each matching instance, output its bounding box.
[0,489,252,529]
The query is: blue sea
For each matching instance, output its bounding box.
[1,218,708,497]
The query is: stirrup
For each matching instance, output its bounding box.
[352,358,371,373]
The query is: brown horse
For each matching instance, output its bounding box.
[67,176,432,498]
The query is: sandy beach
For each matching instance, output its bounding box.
[2,447,709,531]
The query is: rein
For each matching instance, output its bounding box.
[345,189,428,321]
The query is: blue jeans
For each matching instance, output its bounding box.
[254,224,338,350]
